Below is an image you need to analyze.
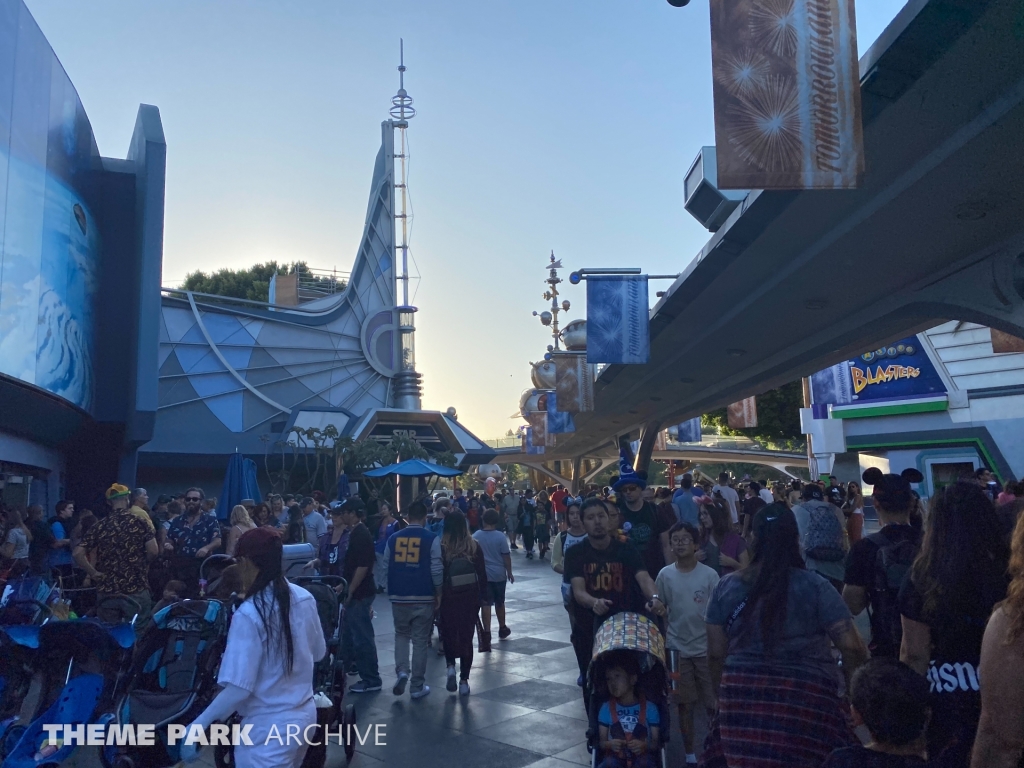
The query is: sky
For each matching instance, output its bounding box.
[26,0,908,441]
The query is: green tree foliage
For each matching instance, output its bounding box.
[182,261,345,302]
[702,381,806,452]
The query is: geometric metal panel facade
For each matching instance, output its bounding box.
[144,123,400,455]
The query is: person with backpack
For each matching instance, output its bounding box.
[438,511,487,695]
[842,468,924,658]
[792,482,848,592]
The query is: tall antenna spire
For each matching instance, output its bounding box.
[390,38,416,126]
[390,40,422,410]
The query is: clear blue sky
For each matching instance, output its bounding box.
[26,0,907,439]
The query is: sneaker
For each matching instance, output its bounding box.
[510,544,518,550]
[349,680,382,693]
[446,666,457,692]
[577,674,584,687]
[525,552,533,560]
[459,681,470,696]
[346,666,359,676]
[498,626,511,639]
[393,673,409,695]
[410,685,431,700]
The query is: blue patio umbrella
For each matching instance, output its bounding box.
[216,453,263,519]
[363,459,463,478]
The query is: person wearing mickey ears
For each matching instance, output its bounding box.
[842,467,925,659]
[181,527,326,767]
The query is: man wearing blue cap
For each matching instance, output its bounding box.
[613,452,674,578]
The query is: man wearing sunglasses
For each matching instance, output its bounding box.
[167,488,222,561]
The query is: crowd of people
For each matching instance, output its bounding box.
[547,464,1024,768]
[3,461,1024,767]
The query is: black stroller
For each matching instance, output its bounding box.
[291,575,355,766]
[586,612,670,768]
[104,598,230,768]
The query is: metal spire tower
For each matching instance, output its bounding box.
[390,39,422,410]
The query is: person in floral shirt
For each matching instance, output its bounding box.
[74,484,159,624]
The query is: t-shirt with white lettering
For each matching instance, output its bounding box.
[218,582,327,717]
[712,485,741,524]
[655,562,720,657]
[898,569,1008,763]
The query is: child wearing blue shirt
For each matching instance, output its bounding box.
[597,652,660,768]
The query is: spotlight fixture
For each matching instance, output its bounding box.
[667,0,690,6]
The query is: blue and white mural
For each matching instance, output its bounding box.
[0,0,100,412]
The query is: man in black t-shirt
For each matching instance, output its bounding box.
[615,481,674,578]
[565,499,665,631]
[842,469,923,658]
[339,498,383,693]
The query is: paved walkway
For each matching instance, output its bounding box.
[334,545,624,768]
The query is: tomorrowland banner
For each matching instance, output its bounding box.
[709,0,864,189]
[728,396,758,428]
[810,336,947,407]
[586,276,650,365]
[554,354,595,413]
[546,392,576,435]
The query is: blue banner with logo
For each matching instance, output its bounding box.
[810,336,946,406]
[586,275,650,364]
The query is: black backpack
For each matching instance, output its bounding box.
[866,529,921,656]
[446,554,479,594]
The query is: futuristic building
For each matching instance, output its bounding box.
[0,4,493,509]
[136,46,495,495]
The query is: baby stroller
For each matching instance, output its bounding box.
[291,575,355,766]
[0,577,58,626]
[103,598,229,768]
[0,616,137,768]
[586,612,670,768]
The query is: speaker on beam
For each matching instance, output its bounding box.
[683,146,748,232]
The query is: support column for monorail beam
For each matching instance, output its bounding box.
[633,421,663,476]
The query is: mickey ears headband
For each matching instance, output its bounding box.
[862,467,924,486]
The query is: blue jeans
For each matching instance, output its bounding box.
[342,595,381,687]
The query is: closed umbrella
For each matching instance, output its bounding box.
[216,453,263,519]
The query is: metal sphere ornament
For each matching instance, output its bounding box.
[477,463,503,481]
[531,360,558,390]
[539,311,553,326]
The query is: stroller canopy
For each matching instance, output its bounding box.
[593,612,666,667]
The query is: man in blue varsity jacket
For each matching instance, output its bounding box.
[384,500,443,699]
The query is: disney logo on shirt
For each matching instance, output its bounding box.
[927,660,979,693]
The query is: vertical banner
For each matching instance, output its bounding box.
[554,354,595,413]
[524,427,544,455]
[674,417,703,443]
[546,392,577,434]
[527,411,550,448]
[709,0,863,189]
[727,396,759,428]
[586,276,650,365]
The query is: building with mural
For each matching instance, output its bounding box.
[0,0,165,511]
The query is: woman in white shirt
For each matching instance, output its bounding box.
[185,527,326,767]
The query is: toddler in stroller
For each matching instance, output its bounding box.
[587,612,669,768]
